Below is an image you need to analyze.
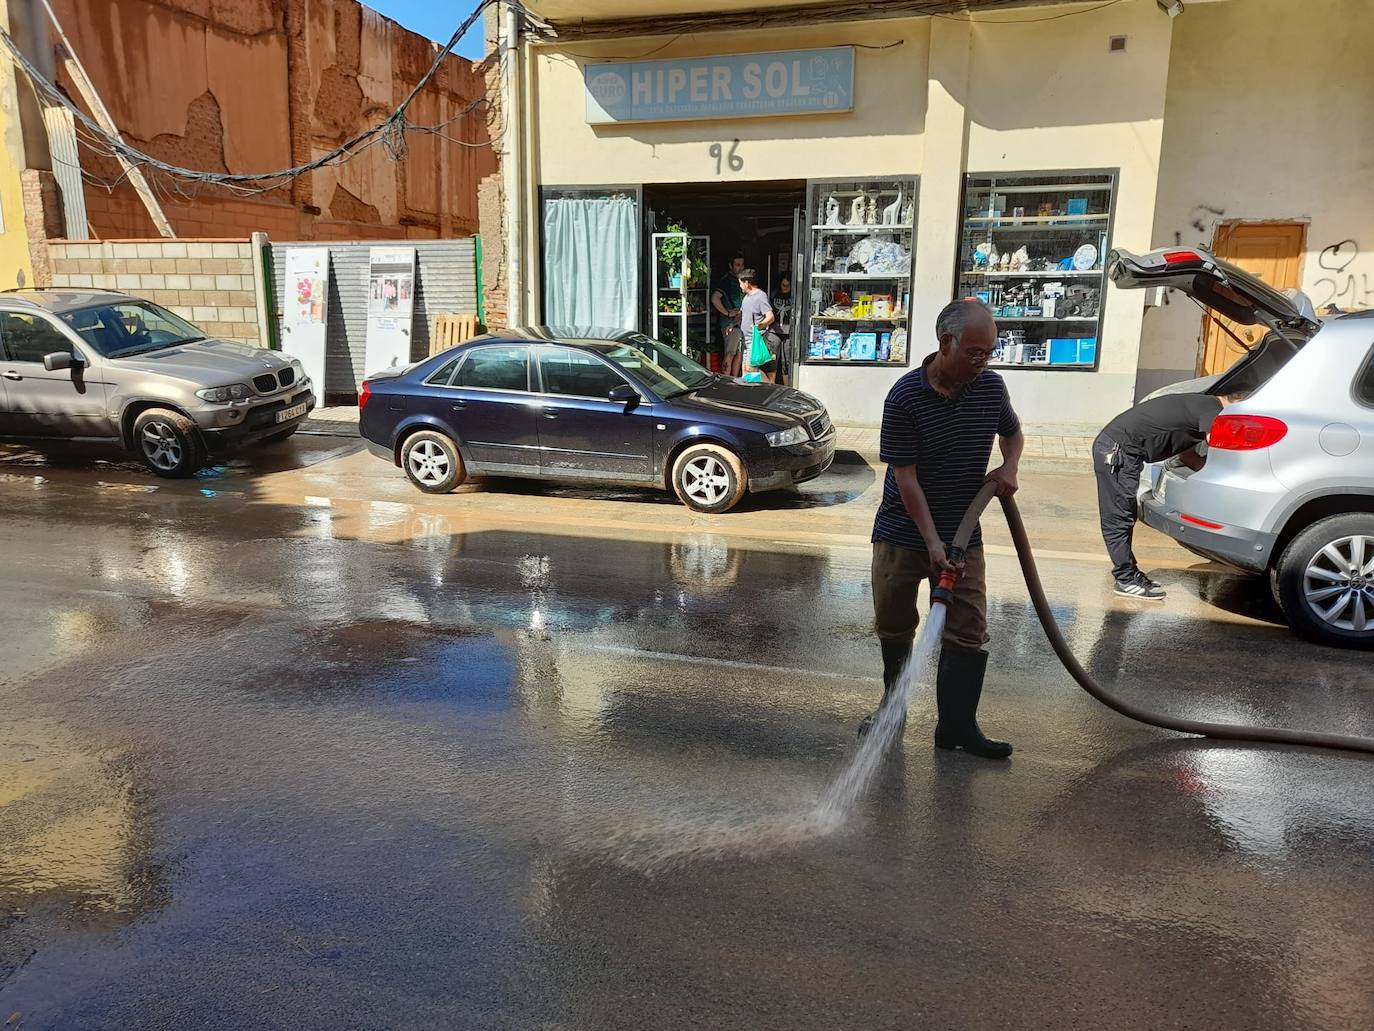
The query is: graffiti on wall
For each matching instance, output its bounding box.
[1312,239,1374,311]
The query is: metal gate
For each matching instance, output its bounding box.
[270,238,478,398]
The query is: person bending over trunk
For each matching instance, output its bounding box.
[1092,391,1246,601]
[867,299,1024,759]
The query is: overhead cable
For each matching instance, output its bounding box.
[0,0,527,196]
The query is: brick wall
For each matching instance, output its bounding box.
[477,171,506,327]
[47,240,260,346]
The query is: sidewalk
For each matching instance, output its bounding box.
[301,407,1093,472]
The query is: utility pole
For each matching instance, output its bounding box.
[502,0,523,324]
[37,0,174,237]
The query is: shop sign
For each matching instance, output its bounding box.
[584,47,854,125]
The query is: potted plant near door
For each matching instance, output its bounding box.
[659,221,688,288]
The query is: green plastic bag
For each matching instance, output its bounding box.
[748,325,772,368]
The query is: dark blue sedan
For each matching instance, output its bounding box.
[358,328,836,513]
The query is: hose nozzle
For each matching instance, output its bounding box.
[931,563,961,607]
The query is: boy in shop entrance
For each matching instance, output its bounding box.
[712,254,746,376]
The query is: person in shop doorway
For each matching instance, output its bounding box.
[738,269,777,383]
[867,299,1024,759]
[770,274,794,385]
[1093,390,1246,601]
[712,254,746,376]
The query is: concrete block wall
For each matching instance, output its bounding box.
[46,240,261,346]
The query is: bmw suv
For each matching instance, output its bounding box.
[0,290,314,477]
[1109,247,1374,649]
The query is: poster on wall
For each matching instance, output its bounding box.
[279,247,330,394]
[363,246,417,377]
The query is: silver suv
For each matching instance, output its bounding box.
[1110,247,1374,649]
[0,290,315,477]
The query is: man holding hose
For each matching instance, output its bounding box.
[864,300,1024,758]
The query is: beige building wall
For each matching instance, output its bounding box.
[0,3,34,289]
[962,0,1172,431]
[526,1,1173,429]
[48,240,261,345]
[1138,0,1374,397]
[532,18,931,187]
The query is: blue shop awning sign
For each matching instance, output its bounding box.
[584,47,855,125]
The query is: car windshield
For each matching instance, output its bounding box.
[588,334,716,397]
[60,301,204,358]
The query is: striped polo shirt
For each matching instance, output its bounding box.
[872,355,1021,551]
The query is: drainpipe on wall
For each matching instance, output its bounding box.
[250,231,277,349]
[502,0,524,326]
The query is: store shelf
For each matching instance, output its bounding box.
[966,183,1113,195]
[657,286,708,292]
[964,225,1108,236]
[812,272,911,280]
[657,311,708,317]
[801,359,905,368]
[961,269,1101,278]
[965,214,1106,224]
[811,315,905,323]
[810,224,913,233]
[993,316,1098,322]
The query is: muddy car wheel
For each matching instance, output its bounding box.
[401,430,465,494]
[133,408,206,479]
[1275,513,1374,649]
[671,443,747,514]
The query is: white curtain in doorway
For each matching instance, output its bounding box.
[542,190,638,330]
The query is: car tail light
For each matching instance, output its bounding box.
[1162,249,1204,265]
[1209,414,1288,451]
[358,380,372,411]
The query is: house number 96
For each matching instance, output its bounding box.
[709,140,744,174]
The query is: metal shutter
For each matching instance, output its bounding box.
[270,238,477,397]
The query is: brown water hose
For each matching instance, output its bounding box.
[951,483,1374,756]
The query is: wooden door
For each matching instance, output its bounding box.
[1199,221,1306,376]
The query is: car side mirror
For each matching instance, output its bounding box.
[43,351,80,372]
[608,383,640,411]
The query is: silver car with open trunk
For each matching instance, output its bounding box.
[1109,247,1374,649]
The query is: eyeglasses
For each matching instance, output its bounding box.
[962,349,992,361]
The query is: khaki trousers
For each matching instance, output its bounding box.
[871,540,989,651]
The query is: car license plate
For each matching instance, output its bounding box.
[276,402,308,424]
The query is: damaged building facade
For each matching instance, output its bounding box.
[0,0,498,290]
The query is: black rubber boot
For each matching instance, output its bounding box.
[933,646,1012,759]
[858,639,912,737]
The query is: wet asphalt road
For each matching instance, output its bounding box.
[2,439,1373,1030]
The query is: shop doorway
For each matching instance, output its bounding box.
[644,181,806,377]
[1199,220,1307,376]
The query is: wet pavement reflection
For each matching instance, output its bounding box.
[1,444,1372,1029]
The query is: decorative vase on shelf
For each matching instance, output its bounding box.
[848,192,867,227]
[881,190,903,226]
[824,196,842,227]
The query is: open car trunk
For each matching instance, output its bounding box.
[1111,246,1324,499]
[1110,246,1321,400]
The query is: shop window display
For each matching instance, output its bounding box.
[955,170,1115,369]
[802,176,917,366]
